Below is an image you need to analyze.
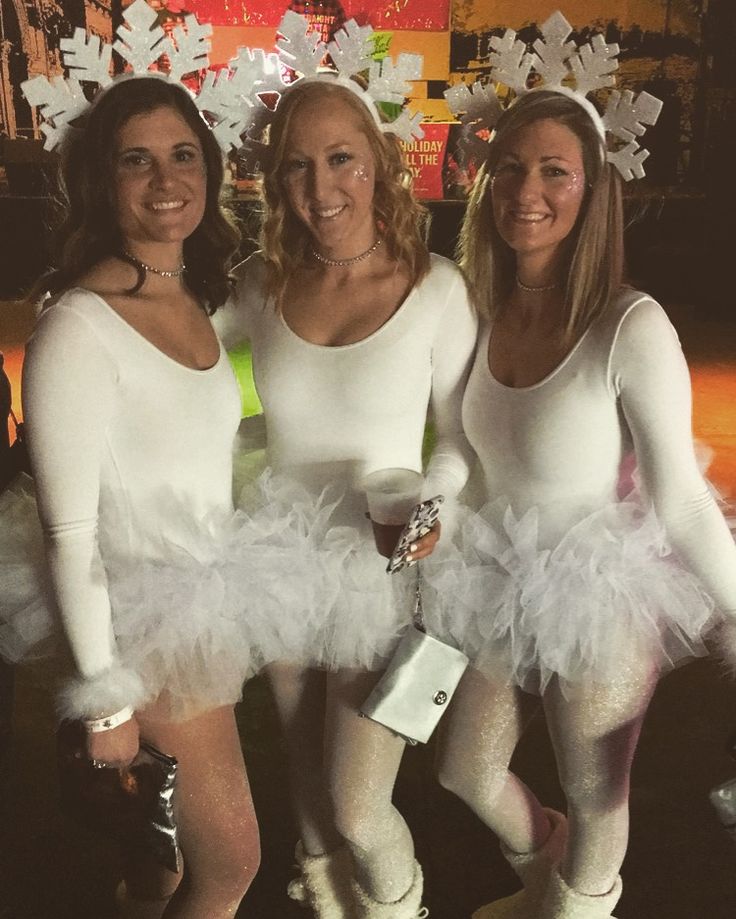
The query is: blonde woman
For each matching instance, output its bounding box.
[428,89,736,919]
[216,77,477,917]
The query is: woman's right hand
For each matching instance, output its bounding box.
[85,715,140,769]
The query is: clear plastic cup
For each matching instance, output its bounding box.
[361,468,423,558]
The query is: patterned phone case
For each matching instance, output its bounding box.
[386,495,444,574]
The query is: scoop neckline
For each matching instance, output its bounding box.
[274,272,422,352]
[484,319,594,393]
[69,287,225,374]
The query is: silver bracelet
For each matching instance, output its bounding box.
[83,704,135,733]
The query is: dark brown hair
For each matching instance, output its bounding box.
[32,76,240,312]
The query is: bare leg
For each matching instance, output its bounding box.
[128,704,260,919]
[435,667,550,854]
[543,660,658,896]
[325,669,415,903]
[266,662,342,856]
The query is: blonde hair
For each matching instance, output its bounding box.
[458,90,624,345]
[259,79,429,300]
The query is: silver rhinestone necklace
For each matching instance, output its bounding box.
[311,238,382,268]
[516,274,559,293]
[123,250,186,279]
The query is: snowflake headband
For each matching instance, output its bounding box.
[233,10,425,165]
[20,0,275,154]
[444,11,663,181]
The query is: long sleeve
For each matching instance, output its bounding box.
[612,298,736,615]
[22,303,145,717]
[423,268,478,500]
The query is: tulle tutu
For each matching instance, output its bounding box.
[0,474,333,720]
[423,492,718,694]
[234,469,416,672]
[0,468,418,718]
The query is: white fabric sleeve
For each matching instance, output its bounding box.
[22,303,145,718]
[612,298,736,617]
[211,255,261,349]
[423,270,479,500]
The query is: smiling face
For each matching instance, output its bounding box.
[280,92,378,257]
[113,105,207,250]
[491,118,586,269]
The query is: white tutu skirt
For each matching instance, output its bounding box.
[0,475,326,720]
[234,469,415,672]
[0,470,418,719]
[423,494,719,694]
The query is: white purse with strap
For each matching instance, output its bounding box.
[359,573,469,745]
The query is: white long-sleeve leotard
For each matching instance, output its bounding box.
[21,288,243,716]
[422,289,734,690]
[216,252,478,499]
[462,288,736,615]
[213,252,478,670]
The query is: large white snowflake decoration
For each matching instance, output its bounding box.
[21,0,250,153]
[261,11,425,145]
[59,31,114,88]
[198,48,282,158]
[21,75,89,150]
[444,9,663,181]
[276,10,325,78]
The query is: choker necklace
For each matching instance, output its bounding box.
[516,274,559,293]
[311,238,382,268]
[123,250,186,279]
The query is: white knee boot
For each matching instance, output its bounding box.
[539,871,622,919]
[472,809,567,919]
[351,860,428,918]
[287,841,355,918]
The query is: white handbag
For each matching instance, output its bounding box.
[359,573,469,745]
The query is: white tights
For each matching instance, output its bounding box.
[436,660,658,896]
[267,663,416,903]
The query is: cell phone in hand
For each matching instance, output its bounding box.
[386,495,444,574]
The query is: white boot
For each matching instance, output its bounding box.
[351,861,428,918]
[472,809,567,919]
[539,871,622,919]
[115,882,172,919]
[286,840,354,918]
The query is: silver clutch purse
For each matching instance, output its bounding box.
[360,573,469,745]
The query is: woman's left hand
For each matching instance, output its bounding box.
[406,521,441,562]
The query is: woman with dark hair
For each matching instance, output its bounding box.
[430,87,736,919]
[15,76,261,918]
[216,72,477,917]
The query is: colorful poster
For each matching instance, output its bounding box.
[401,122,449,200]
[181,0,449,31]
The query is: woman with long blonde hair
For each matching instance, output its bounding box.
[430,88,736,919]
[216,73,477,917]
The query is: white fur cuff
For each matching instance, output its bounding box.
[56,664,148,721]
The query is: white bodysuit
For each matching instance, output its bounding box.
[15,288,254,719]
[429,289,736,690]
[215,252,478,669]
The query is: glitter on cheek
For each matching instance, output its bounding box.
[550,170,586,197]
[351,161,371,183]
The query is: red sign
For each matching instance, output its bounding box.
[180,0,448,31]
[401,123,449,200]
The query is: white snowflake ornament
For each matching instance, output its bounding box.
[113,0,172,74]
[21,75,89,150]
[60,30,113,87]
[22,0,255,154]
[449,9,663,181]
